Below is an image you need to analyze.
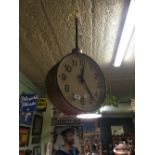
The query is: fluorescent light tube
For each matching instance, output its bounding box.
[76,113,102,119]
[114,0,135,67]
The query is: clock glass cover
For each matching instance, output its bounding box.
[57,53,106,112]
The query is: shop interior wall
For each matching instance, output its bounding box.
[41,97,53,155]
[19,72,52,155]
[100,117,135,150]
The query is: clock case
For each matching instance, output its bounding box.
[45,51,106,115]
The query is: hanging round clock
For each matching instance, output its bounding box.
[45,17,106,115]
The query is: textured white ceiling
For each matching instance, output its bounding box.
[19,0,134,101]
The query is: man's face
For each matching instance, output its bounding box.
[64,132,75,145]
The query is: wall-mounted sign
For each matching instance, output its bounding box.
[19,93,38,112]
[111,125,124,136]
[36,98,47,112]
[19,112,33,125]
[19,126,30,147]
[54,117,81,126]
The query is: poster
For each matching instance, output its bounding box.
[82,120,102,155]
[36,98,47,112]
[111,125,124,136]
[19,126,30,147]
[19,112,33,125]
[19,93,38,112]
[52,125,83,154]
[82,129,102,155]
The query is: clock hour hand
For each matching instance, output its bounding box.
[81,65,85,83]
[77,65,85,83]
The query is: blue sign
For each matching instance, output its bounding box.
[19,112,33,125]
[19,93,38,112]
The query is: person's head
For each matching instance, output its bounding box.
[61,127,75,145]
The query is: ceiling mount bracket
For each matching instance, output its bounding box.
[72,17,82,54]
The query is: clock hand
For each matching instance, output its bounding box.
[80,64,85,83]
[77,65,85,83]
[81,65,97,101]
[83,81,97,102]
[77,64,97,101]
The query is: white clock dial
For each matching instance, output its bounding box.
[57,53,106,112]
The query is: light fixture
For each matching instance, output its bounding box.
[76,113,102,119]
[114,0,135,67]
[99,106,108,112]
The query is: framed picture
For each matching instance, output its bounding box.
[19,126,30,147]
[32,137,41,144]
[19,112,33,125]
[33,146,41,155]
[111,125,124,136]
[32,115,43,136]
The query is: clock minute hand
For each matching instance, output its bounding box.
[83,81,97,102]
[81,65,97,102]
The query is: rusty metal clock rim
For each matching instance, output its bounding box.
[45,51,106,115]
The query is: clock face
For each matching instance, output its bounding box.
[57,53,106,112]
